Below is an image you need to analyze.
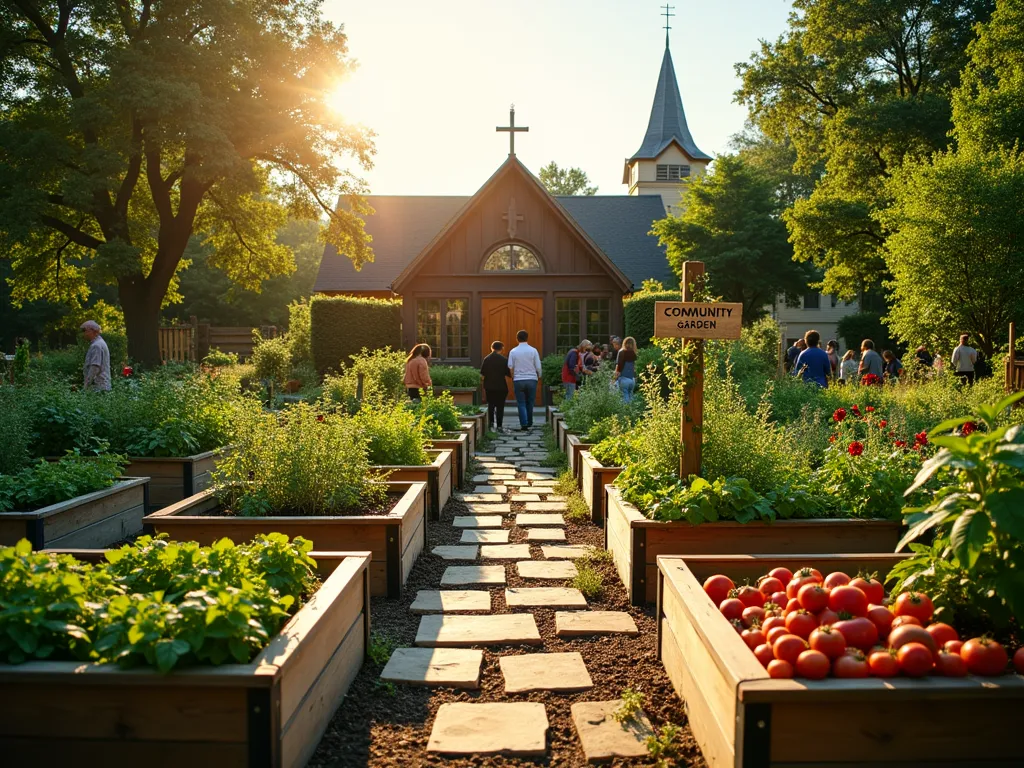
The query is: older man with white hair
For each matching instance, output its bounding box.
[80,320,111,391]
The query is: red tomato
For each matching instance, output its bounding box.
[785,609,819,639]
[787,573,821,600]
[785,597,801,614]
[935,650,968,677]
[796,649,830,679]
[866,605,895,639]
[735,585,765,608]
[767,659,793,679]
[761,602,783,618]
[770,591,788,608]
[894,592,934,624]
[891,615,922,630]
[897,642,934,677]
[754,643,774,667]
[961,637,1009,676]
[833,616,879,651]
[817,608,840,627]
[758,576,784,597]
[766,626,790,646]
[762,616,786,635]
[703,574,735,606]
[824,571,851,589]
[798,583,830,613]
[809,625,847,660]
[803,567,824,582]
[1014,647,1024,674]
[944,639,963,655]
[720,598,745,622]
[833,649,869,678]
[742,606,765,628]
[850,575,885,605]
[868,649,900,678]
[768,567,793,586]
[742,627,767,651]
[926,623,959,649]
[888,625,937,655]
[773,634,808,666]
[828,585,869,617]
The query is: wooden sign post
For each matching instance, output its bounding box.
[653,261,743,480]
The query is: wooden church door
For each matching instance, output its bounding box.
[480,297,543,402]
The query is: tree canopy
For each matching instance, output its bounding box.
[0,0,374,365]
[538,162,597,196]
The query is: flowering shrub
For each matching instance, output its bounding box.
[861,373,882,386]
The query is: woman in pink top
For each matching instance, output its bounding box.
[404,344,433,400]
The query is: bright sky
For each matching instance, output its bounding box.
[321,0,793,196]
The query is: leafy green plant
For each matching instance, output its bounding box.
[564,492,590,521]
[202,348,239,367]
[612,688,646,722]
[888,392,1024,634]
[12,339,30,383]
[568,560,603,599]
[541,352,564,387]
[410,389,461,436]
[0,387,32,474]
[541,427,568,470]
[646,723,682,768]
[561,367,641,435]
[287,298,313,366]
[367,632,398,665]
[0,452,126,513]
[355,399,431,466]
[430,365,479,388]
[250,332,292,386]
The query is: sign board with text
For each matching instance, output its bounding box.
[653,301,743,340]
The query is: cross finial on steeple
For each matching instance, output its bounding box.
[496,103,529,156]
[662,4,675,47]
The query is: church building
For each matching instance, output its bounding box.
[314,36,709,367]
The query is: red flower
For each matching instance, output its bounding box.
[879,420,888,429]
[848,441,864,457]
[962,421,977,436]
[861,374,882,386]
[894,439,908,449]
[828,434,837,443]
[852,404,862,416]
[911,443,922,451]
[833,408,847,423]
[914,431,928,446]
[122,366,133,377]
[865,406,875,413]
[316,414,325,423]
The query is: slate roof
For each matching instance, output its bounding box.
[313,194,672,294]
[630,45,711,162]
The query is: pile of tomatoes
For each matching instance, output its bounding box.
[704,566,1024,680]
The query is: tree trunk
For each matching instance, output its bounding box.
[120,283,163,368]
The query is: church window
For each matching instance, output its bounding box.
[803,293,820,310]
[483,243,541,272]
[555,298,611,354]
[656,164,690,181]
[416,298,470,360]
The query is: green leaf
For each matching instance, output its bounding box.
[154,639,182,673]
[904,450,956,496]
[949,509,991,569]
[993,391,1024,414]
[986,489,1024,541]
[14,539,32,555]
[929,436,972,454]
[896,509,953,552]
[928,417,972,438]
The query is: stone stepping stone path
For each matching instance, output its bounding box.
[459,528,509,543]
[527,528,566,541]
[515,513,565,527]
[479,543,531,560]
[555,611,640,637]
[427,702,549,756]
[517,560,578,580]
[415,614,542,647]
[431,545,478,560]
[505,586,587,608]
[463,502,512,515]
[541,544,594,559]
[473,485,507,494]
[500,651,593,692]
[452,514,502,528]
[571,700,655,761]
[440,565,506,586]
[458,493,504,503]
[410,590,491,614]
[381,647,483,689]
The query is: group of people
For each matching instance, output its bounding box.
[787,330,986,388]
[561,335,638,403]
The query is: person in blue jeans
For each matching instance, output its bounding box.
[507,329,542,430]
[792,329,832,387]
[613,335,638,403]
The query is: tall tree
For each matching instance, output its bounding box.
[538,162,597,196]
[651,154,813,323]
[735,0,993,300]
[0,0,374,365]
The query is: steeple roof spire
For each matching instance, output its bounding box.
[630,44,710,162]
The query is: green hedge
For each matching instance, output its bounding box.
[624,291,678,347]
[310,295,402,374]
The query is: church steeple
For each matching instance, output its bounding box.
[630,45,710,163]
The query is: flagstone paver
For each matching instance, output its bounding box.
[517,560,578,580]
[505,587,587,609]
[427,702,549,756]
[479,544,532,560]
[555,611,639,637]
[463,502,512,515]
[410,590,492,614]
[458,493,505,503]
[460,529,510,544]
[452,515,503,528]
[541,545,594,559]
[441,565,506,586]
[473,485,507,494]
[415,614,542,647]
[523,501,569,512]
[514,494,543,502]
[500,652,593,693]
[526,528,567,542]
[381,648,484,689]
[515,513,565,527]
[571,701,653,762]
[431,545,479,560]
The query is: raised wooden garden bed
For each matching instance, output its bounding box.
[143,481,427,599]
[124,448,224,511]
[0,477,150,549]
[0,550,371,768]
[545,406,559,426]
[552,412,566,449]
[657,553,1024,767]
[459,410,487,441]
[565,433,594,479]
[435,386,478,406]
[456,423,476,458]
[433,432,469,488]
[606,487,903,606]
[579,450,622,526]
[375,449,453,521]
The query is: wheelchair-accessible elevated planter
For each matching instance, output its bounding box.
[124,448,225,511]
[579,451,622,526]
[605,487,902,606]
[143,481,426,599]
[565,433,594,479]
[433,433,469,488]
[0,477,149,549]
[374,449,453,521]
[0,550,371,768]
[657,552,1024,768]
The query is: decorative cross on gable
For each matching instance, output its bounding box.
[502,197,524,239]
[496,104,529,155]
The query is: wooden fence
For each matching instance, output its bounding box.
[158,316,277,363]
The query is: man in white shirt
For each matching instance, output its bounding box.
[951,334,978,384]
[80,320,112,391]
[507,329,542,430]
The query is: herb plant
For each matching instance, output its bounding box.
[355,398,431,466]
[0,452,126,512]
[429,365,480,388]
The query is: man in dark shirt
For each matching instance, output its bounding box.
[793,330,832,388]
[480,341,511,433]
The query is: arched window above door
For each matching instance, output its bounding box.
[482,243,541,272]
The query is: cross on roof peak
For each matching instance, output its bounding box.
[496,104,529,156]
[662,4,675,46]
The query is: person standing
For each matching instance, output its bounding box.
[915,345,934,368]
[858,339,884,381]
[403,344,432,401]
[951,334,978,384]
[882,350,904,382]
[792,330,832,387]
[613,336,639,403]
[839,350,858,384]
[80,320,111,392]
[561,340,591,401]
[480,341,511,432]
[785,338,806,372]
[825,340,840,375]
[610,336,623,357]
[507,330,542,430]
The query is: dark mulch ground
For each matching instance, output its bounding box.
[308,456,706,766]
